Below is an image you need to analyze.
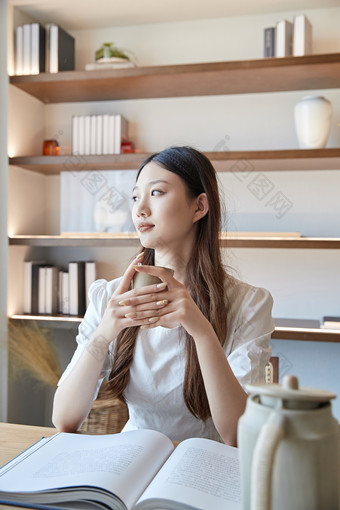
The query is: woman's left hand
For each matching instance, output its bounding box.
[123,265,213,338]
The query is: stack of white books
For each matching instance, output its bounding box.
[15,22,46,75]
[72,114,128,156]
[15,22,75,75]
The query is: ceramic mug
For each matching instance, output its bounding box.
[132,266,174,289]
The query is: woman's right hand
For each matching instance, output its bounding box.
[93,252,171,345]
[92,252,145,344]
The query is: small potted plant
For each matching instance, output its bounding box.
[95,42,131,62]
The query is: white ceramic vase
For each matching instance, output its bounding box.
[294,95,332,149]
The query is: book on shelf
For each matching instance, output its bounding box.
[25,263,59,316]
[84,114,91,156]
[58,270,64,314]
[264,27,275,57]
[96,114,104,155]
[15,22,46,75]
[108,113,115,154]
[321,316,340,329]
[47,23,75,73]
[274,318,320,328]
[31,22,46,74]
[72,114,129,155]
[23,261,46,315]
[0,429,241,510]
[38,266,46,314]
[22,23,31,75]
[275,20,293,57]
[293,14,312,56]
[85,261,97,308]
[90,114,97,155]
[15,26,23,75]
[115,114,129,154]
[78,114,85,155]
[102,113,110,155]
[45,266,59,315]
[68,261,86,316]
[61,271,69,315]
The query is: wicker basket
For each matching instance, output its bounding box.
[80,384,129,435]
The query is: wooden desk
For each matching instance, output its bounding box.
[0,423,56,509]
[0,422,56,468]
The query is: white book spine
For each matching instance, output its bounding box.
[114,114,121,154]
[38,267,46,314]
[15,26,23,76]
[49,24,58,73]
[84,115,91,155]
[58,270,64,313]
[114,114,128,154]
[95,115,103,155]
[90,115,97,155]
[68,262,85,316]
[23,24,31,75]
[275,20,293,57]
[45,267,58,315]
[108,114,115,154]
[85,262,96,308]
[45,23,52,73]
[62,272,69,314]
[78,115,85,155]
[68,262,77,315]
[30,23,39,75]
[72,115,79,155]
[23,261,32,314]
[293,15,312,56]
[102,114,110,155]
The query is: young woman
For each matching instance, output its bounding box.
[52,146,274,446]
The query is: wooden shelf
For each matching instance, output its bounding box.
[9,149,340,175]
[10,315,82,329]
[9,53,340,103]
[272,327,340,342]
[10,314,340,342]
[9,153,149,174]
[8,234,340,249]
[9,234,140,247]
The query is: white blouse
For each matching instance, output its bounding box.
[58,276,274,442]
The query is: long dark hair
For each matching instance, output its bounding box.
[107,146,230,420]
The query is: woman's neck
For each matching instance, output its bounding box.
[154,246,190,285]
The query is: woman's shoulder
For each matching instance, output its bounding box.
[226,277,275,354]
[225,274,273,305]
[224,274,274,328]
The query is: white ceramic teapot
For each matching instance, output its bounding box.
[238,374,339,510]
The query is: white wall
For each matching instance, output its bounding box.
[8,5,340,423]
[71,7,340,68]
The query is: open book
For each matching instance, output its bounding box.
[0,429,241,510]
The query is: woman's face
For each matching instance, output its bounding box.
[132,162,199,253]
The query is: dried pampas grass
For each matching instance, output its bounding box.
[8,320,62,388]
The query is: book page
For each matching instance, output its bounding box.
[0,430,174,510]
[135,437,241,510]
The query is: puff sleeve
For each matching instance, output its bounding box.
[225,282,275,389]
[57,277,121,397]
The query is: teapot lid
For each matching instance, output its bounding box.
[246,374,336,403]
